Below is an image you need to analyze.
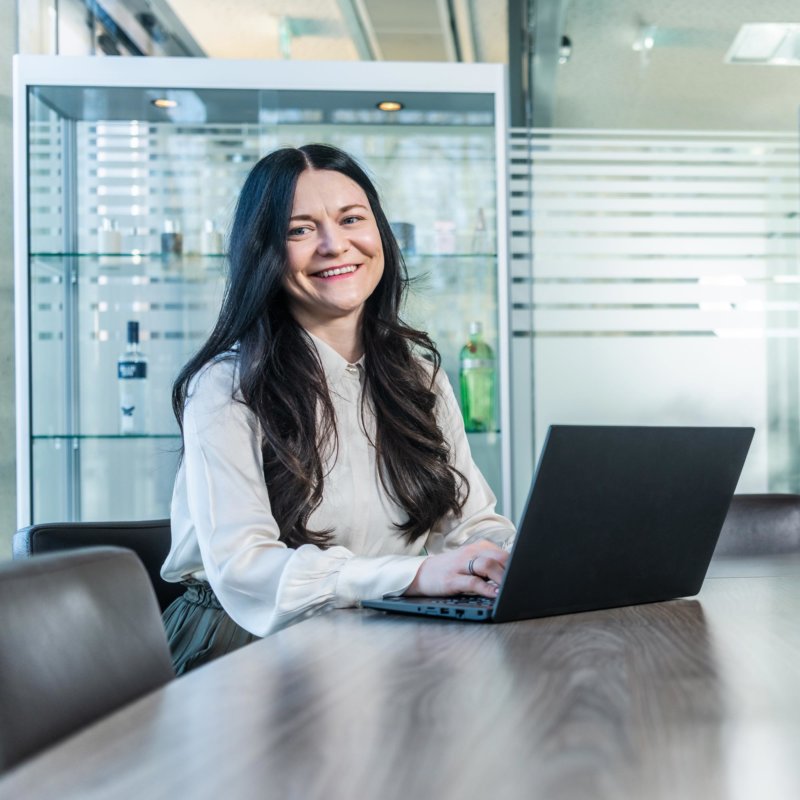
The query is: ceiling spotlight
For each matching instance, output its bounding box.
[377,100,403,112]
[151,98,178,109]
[559,35,572,64]
[632,25,657,52]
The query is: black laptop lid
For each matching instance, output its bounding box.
[493,425,753,622]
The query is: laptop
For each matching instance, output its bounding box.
[362,425,754,622]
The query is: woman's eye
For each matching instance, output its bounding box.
[288,226,310,237]
[342,216,362,225]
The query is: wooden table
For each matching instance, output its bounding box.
[2,556,799,800]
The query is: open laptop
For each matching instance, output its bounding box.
[362,425,754,622]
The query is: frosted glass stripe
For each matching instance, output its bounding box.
[509,129,800,339]
[529,197,800,213]
[532,217,800,234]
[515,126,796,139]
[514,238,797,256]
[529,148,797,163]
[530,164,797,178]
[514,178,798,195]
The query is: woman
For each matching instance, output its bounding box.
[161,144,515,674]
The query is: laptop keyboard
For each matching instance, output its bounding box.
[431,595,495,607]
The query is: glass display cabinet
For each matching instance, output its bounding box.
[13,56,510,526]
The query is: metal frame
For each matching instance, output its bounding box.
[12,57,30,528]
[61,120,82,520]
[12,55,512,525]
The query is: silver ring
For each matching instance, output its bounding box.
[467,557,477,576]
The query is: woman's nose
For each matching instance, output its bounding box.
[317,224,347,256]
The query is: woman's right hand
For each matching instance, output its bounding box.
[403,540,509,599]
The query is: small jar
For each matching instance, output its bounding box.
[161,220,183,257]
[389,221,416,256]
[97,218,121,254]
[200,220,224,256]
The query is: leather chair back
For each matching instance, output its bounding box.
[0,547,175,773]
[716,493,800,556]
[13,519,183,611]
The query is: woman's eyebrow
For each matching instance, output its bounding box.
[289,203,368,221]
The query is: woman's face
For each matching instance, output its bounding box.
[282,168,385,329]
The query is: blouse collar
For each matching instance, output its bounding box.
[305,330,365,384]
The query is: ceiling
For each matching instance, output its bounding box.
[554,0,800,131]
[90,0,800,132]
[135,0,508,63]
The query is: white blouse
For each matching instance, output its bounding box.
[162,332,515,636]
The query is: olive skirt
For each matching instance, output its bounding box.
[162,580,258,676]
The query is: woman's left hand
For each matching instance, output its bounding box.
[403,540,509,599]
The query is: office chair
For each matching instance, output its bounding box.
[716,493,800,556]
[0,547,175,773]
[12,519,183,612]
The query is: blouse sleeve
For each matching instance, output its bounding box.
[424,368,516,554]
[179,360,425,637]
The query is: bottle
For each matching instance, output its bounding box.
[470,207,489,254]
[97,218,121,254]
[118,321,148,435]
[389,221,416,255]
[433,220,456,254]
[161,219,183,257]
[459,321,495,433]
[200,219,223,256]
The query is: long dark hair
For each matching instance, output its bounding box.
[173,144,467,548]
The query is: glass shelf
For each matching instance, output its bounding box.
[30,253,498,291]
[33,431,499,441]
[406,253,496,260]
[32,433,181,440]
[31,252,496,259]
[31,252,227,259]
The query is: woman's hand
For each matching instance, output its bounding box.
[404,540,509,599]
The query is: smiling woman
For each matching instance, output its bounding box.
[160,144,515,674]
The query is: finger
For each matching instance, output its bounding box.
[468,556,506,585]
[467,541,510,564]
[448,574,499,598]
[493,549,510,567]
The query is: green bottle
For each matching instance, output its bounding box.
[459,321,495,432]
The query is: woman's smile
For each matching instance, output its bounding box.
[311,264,361,280]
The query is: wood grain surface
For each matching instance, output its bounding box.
[1,558,799,800]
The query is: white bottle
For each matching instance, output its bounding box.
[98,218,121,254]
[200,219,224,256]
[118,321,148,435]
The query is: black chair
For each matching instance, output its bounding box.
[716,493,800,556]
[12,519,183,612]
[0,547,175,773]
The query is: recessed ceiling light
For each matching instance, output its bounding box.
[632,25,657,52]
[376,100,403,112]
[726,23,800,64]
[151,98,178,109]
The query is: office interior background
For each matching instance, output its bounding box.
[3,0,800,554]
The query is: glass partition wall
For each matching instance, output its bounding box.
[14,56,510,525]
[508,1,800,519]
[509,130,798,515]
